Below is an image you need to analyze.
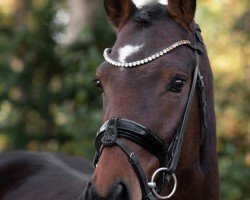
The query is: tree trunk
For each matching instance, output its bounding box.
[11,0,31,29]
[64,0,98,45]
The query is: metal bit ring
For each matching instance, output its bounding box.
[148,168,177,199]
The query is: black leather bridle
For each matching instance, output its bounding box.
[92,23,207,199]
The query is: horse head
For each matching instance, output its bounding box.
[84,0,218,199]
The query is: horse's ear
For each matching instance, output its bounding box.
[104,0,137,30]
[167,0,196,28]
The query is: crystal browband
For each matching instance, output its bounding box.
[103,40,191,68]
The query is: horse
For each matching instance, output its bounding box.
[84,0,219,199]
[0,0,219,199]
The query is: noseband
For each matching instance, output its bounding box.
[92,23,207,199]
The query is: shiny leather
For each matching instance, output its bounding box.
[95,119,168,167]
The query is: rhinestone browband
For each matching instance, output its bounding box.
[103,40,191,68]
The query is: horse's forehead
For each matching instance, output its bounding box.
[109,29,186,65]
[110,19,187,63]
[117,44,144,63]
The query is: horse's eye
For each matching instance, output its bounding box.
[93,78,103,93]
[170,79,186,93]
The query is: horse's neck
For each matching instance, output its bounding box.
[163,132,219,200]
[164,149,219,200]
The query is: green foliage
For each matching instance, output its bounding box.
[0,0,249,199]
[0,0,115,159]
[219,139,250,200]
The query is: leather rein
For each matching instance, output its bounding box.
[92,23,207,199]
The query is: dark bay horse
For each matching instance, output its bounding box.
[84,0,219,199]
[0,0,219,199]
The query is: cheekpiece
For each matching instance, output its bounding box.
[103,40,191,68]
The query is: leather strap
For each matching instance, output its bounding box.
[164,23,207,175]
[116,140,155,199]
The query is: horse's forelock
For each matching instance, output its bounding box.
[133,4,168,23]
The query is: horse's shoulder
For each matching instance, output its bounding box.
[0,151,93,177]
[0,151,42,182]
[0,151,92,170]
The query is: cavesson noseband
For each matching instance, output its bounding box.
[92,23,207,199]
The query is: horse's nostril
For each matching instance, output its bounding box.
[111,184,122,198]
[110,183,130,200]
[83,183,96,200]
[83,182,130,200]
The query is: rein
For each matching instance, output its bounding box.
[92,23,207,199]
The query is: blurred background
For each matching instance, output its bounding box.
[0,0,249,199]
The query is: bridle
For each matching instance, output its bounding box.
[92,23,207,199]
[93,23,206,200]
